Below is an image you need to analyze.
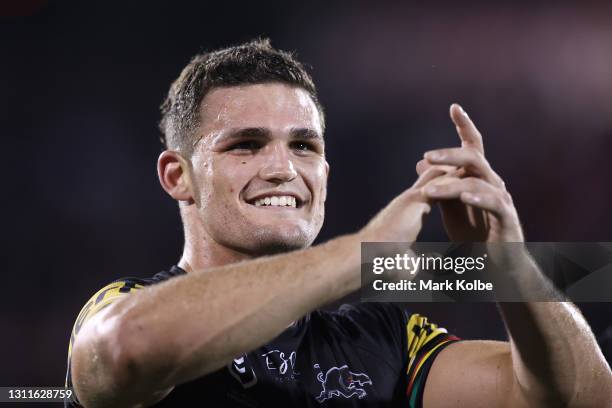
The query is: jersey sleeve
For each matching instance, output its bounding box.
[64,278,147,407]
[404,313,460,408]
[335,303,459,407]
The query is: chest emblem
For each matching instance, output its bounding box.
[261,349,301,382]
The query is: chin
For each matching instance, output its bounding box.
[251,241,306,255]
[249,227,316,255]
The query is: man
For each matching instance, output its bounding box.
[65,39,612,407]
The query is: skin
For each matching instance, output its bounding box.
[158,84,330,270]
[70,85,612,407]
[184,84,328,260]
[419,105,612,406]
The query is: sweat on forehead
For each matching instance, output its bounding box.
[197,83,323,137]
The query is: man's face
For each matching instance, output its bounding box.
[187,83,328,255]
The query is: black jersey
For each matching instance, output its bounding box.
[65,266,458,407]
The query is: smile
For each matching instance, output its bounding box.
[252,195,297,208]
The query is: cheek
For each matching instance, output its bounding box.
[317,163,328,192]
[208,157,256,200]
[305,161,328,204]
[320,183,328,203]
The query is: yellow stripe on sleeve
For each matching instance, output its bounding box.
[67,280,144,361]
[406,314,448,374]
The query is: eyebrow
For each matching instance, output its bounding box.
[212,127,324,145]
[290,127,324,143]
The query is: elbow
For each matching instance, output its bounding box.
[98,312,141,386]
[71,309,147,407]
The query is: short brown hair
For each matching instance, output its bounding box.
[159,38,325,155]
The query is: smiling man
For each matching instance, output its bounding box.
[178,83,328,258]
[65,39,612,407]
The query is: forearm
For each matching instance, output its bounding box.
[88,233,362,395]
[72,170,437,407]
[498,257,612,406]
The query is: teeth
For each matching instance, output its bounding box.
[252,195,298,208]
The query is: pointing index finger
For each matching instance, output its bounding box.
[450,103,484,154]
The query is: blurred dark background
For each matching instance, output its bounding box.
[1,0,611,388]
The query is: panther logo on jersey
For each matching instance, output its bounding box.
[313,364,372,403]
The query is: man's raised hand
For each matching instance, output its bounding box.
[359,167,447,243]
[417,104,524,243]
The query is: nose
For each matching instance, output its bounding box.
[259,142,297,183]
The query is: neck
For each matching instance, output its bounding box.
[177,205,254,273]
[178,237,254,273]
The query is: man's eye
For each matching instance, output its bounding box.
[291,141,315,152]
[229,140,262,151]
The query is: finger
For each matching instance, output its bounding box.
[425,174,462,189]
[450,103,484,154]
[460,192,523,241]
[392,167,445,210]
[424,177,509,217]
[416,159,457,176]
[411,166,448,189]
[425,177,497,200]
[459,192,507,219]
[416,159,429,176]
[424,147,505,188]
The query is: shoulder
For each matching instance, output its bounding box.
[65,267,186,395]
[332,302,408,331]
[72,277,149,334]
[73,265,186,334]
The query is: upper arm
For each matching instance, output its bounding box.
[67,279,173,407]
[423,340,527,408]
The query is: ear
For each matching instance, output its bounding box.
[157,150,193,202]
